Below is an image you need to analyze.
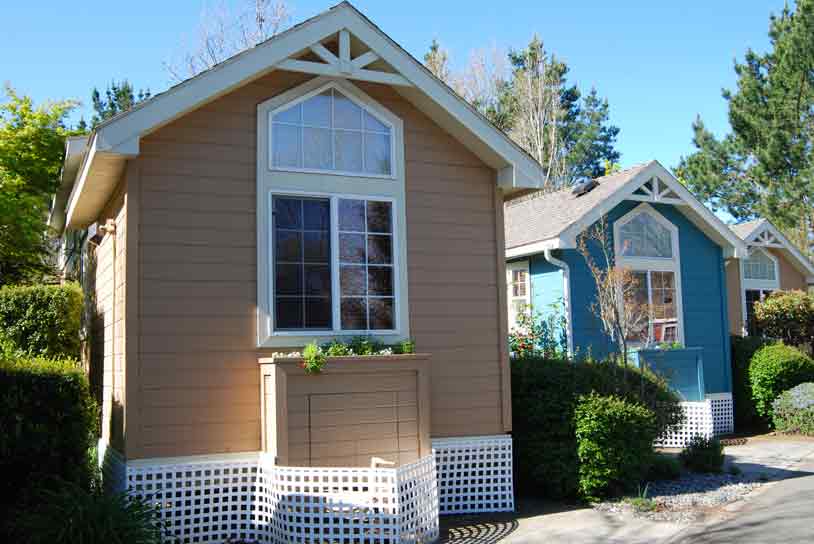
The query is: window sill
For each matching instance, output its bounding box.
[258,330,406,349]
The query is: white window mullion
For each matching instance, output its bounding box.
[330,197,341,332]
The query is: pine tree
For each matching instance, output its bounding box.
[90,80,150,127]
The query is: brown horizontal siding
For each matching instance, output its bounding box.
[130,71,506,459]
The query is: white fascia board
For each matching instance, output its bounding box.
[64,134,98,227]
[558,161,748,258]
[748,221,814,277]
[506,238,562,259]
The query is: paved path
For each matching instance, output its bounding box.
[439,438,814,544]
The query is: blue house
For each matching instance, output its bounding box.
[504,161,749,445]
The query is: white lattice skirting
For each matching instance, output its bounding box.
[431,435,514,515]
[125,453,438,544]
[655,393,734,448]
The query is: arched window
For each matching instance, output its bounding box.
[618,211,673,258]
[740,248,779,336]
[742,249,777,281]
[270,87,394,177]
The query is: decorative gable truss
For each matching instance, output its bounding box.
[628,176,683,205]
[749,228,783,248]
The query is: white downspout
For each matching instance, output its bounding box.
[544,248,574,356]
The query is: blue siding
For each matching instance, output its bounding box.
[525,200,733,393]
[529,255,564,318]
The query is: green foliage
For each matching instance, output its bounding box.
[754,290,814,347]
[646,454,682,481]
[395,339,415,355]
[676,0,814,257]
[0,282,82,358]
[575,393,659,501]
[0,346,97,531]
[0,86,77,284]
[508,301,568,358]
[9,479,163,544]
[680,436,725,473]
[90,80,151,128]
[731,335,771,430]
[511,355,682,500]
[749,343,814,420]
[301,342,326,374]
[772,382,814,435]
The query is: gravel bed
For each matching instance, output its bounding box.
[595,473,765,524]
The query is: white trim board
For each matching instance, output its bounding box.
[739,219,814,281]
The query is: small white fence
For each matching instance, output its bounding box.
[655,393,734,448]
[125,453,438,544]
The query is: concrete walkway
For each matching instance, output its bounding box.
[439,437,814,544]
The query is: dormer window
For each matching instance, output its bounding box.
[270,87,394,177]
[742,249,777,282]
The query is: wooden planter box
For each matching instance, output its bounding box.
[637,347,705,401]
[258,354,432,467]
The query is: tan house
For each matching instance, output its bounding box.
[727,219,814,336]
[49,3,545,542]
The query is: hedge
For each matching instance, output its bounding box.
[772,383,814,436]
[0,344,97,532]
[731,335,770,430]
[749,343,814,421]
[575,393,659,501]
[754,290,814,348]
[0,282,83,358]
[511,355,682,500]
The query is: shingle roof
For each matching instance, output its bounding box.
[504,161,654,249]
[729,219,765,240]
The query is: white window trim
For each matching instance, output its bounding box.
[268,81,397,180]
[739,247,780,336]
[257,76,408,348]
[506,260,530,330]
[613,203,685,346]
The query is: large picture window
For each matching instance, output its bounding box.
[270,87,393,177]
[629,270,679,343]
[272,195,396,333]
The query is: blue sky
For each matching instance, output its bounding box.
[3,0,785,169]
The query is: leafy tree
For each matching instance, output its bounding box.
[677,0,814,256]
[0,86,77,285]
[90,80,150,128]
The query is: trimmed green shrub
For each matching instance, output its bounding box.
[772,383,814,435]
[575,393,659,501]
[512,355,682,500]
[0,345,97,530]
[0,282,83,358]
[749,343,814,420]
[9,479,164,544]
[680,435,725,473]
[731,335,770,430]
[647,453,682,481]
[754,290,814,348]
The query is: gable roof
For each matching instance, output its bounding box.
[58,1,549,230]
[730,218,814,281]
[504,160,748,259]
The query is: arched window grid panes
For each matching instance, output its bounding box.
[743,249,777,281]
[618,211,673,259]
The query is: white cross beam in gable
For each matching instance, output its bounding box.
[752,229,783,248]
[277,28,411,87]
[627,177,685,205]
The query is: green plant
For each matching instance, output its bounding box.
[627,483,657,512]
[347,336,384,355]
[0,345,97,531]
[395,339,415,354]
[680,435,725,473]
[575,393,659,501]
[749,343,814,420]
[731,335,770,430]
[657,341,684,350]
[323,339,351,357]
[754,290,814,348]
[646,454,681,481]
[772,382,814,435]
[508,299,568,358]
[9,479,164,543]
[512,355,683,500]
[301,342,326,374]
[0,282,83,358]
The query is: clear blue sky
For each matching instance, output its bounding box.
[2,0,785,169]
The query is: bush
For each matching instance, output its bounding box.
[0,282,83,358]
[749,343,814,420]
[772,382,814,435]
[0,345,97,531]
[647,453,682,481]
[512,355,682,500]
[575,393,659,501]
[731,335,770,430]
[680,435,725,473]
[9,479,163,544]
[754,290,814,348]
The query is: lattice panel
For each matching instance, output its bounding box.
[708,393,734,435]
[432,435,514,514]
[656,401,714,448]
[123,453,438,544]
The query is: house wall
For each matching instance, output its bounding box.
[771,248,807,291]
[126,70,508,460]
[551,201,732,393]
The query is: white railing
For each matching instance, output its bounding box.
[655,393,734,448]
